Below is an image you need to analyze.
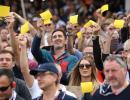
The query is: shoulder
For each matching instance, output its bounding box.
[66,53,79,62]
[58,90,77,100]
[92,88,103,99]
[15,94,25,100]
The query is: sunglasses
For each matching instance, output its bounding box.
[0,85,10,92]
[79,64,92,69]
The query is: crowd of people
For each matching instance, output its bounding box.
[0,0,130,100]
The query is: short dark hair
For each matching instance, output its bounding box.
[0,49,14,61]
[52,29,67,39]
[0,69,15,83]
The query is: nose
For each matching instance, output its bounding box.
[107,71,113,78]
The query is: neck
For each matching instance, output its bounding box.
[81,76,92,82]
[112,81,129,95]
[43,84,58,100]
[54,47,65,58]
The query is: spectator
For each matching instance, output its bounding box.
[69,55,99,93]
[31,29,79,85]
[30,63,77,100]
[92,55,130,100]
[0,69,24,100]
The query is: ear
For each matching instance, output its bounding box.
[11,81,16,88]
[53,74,59,83]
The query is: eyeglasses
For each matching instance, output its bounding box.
[79,64,92,69]
[0,85,10,92]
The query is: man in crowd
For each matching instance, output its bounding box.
[30,63,77,100]
[92,55,130,100]
[0,69,24,100]
[31,29,79,85]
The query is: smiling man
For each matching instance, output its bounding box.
[32,29,79,85]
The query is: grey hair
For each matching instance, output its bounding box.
[104,55,127,68]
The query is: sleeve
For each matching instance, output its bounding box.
[31,35,48,64]
[120,27,129,43]
[28,79,43,99]
[15,78,32,100]
[73,49,83,60]
[92,36,104,71]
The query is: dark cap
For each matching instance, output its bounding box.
[30,63,58,76]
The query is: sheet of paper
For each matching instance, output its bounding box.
[0,5,10,17]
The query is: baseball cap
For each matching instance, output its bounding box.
[30,63,58,76]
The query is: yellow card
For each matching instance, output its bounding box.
[77,31,82,39]
[80,82,93,93]
[100,4,109,14]
[0,5,10,17]
[0,18,3,20]
[84,20,96,28]
[44,19,52,25]
[20,21,29,34]
[69,15,78,24]
[40,10,52,20]
[114,20,124,28]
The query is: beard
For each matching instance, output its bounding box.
[108,77,120,89]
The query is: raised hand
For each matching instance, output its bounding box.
[5,14,15,30]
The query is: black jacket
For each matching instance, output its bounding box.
[15,78,32,100]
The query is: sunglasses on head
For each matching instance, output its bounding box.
[79,64,92,69]
[0,85,10,92]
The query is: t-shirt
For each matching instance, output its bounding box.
[92,84,130,100]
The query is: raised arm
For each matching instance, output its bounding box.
[19,36,34,87]
[12,12,37,37]
[6,15,20,66]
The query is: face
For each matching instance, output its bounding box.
[79,59,92,77]
[52,31,66,49]
[83,46,93,54]
[85,27,92,39]
[0,75,12,100]
[0,53,14,69]
[0,29,9,41]
[104,60,127,89]
[44,23,55,33]
[36,71,58,90]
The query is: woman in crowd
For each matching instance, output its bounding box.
[69,55,99,93]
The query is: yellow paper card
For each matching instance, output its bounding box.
[77,31,82,39]
[69,15,78,24]
[40,10,52,20]
[114,20,124,28]
[20,21,29,34]
[84,20,96,28]
[100,4,109,14]
[0,5,10,17]
[80,82,93,93]
[44,19,52,25]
